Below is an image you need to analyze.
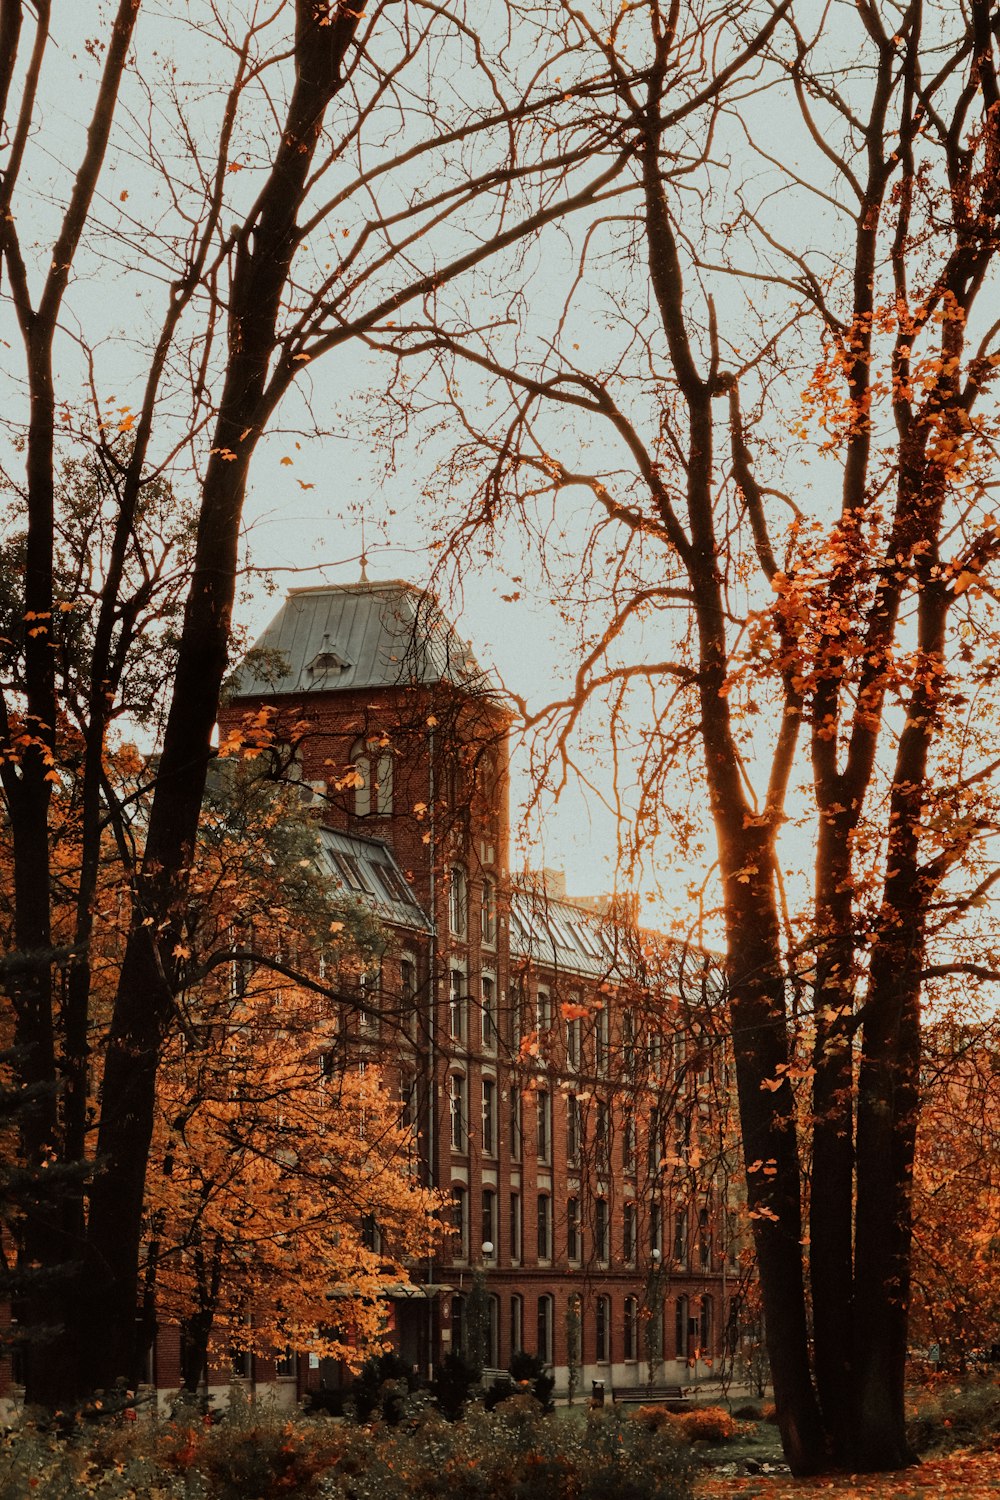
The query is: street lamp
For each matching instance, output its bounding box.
[646,1247,665,1393]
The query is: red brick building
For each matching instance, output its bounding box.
[0,579,743,1419]
[217,579,742,1401]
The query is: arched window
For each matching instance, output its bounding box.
[595,1295,611,1363]
[486,1294,500,1368]
[537,1294,553,1364]
[700,1295,713,1355]
[510,1294,523,1356]
[623,1296,639,1362]
[351,735,393,816]
[675,1295,689,1361]
[451,1294,466,1354]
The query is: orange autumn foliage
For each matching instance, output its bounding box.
[909,1026,1000,1372]
[138,758,446,1367]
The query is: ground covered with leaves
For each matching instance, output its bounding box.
[696,1450,1000,1498]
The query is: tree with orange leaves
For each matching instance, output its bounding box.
[909,1021,1000,1374]
[138,757,444,1389]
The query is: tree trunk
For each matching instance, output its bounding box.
[76,2,364,1399]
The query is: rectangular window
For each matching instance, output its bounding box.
[510,1191,522,1264]
[449,867,468,936]
[449,1074,466,1152]
[452,1186,469,1259]
[481,877,497,946]
[536,988,552,1032]
[648,1108,661,1173]
[651,1200,662,1255]
[596,1006,609,1074]
[510,1088,522,1159]
[359,969,380,1034]
[482,1078,497,1156]
[333,851,373,893]
[566,1010,581,1070]
[449,969,465,1042]
[482,975,498,1054]
[401,957,418,1041]
[595,1100,609,1171]
[623,1009,637,1073]
[623,1201,636,1264]
[673,1209,688,1268]
[567,1095,582,1165]
[510,977,526,1049]
[372,859,407,903]
[400,1073,417,1130]
[482,1188,496,1257]
[623,1114,637,1174]
[567,1197,580,1261]
[595,1198,609,1263]
[537,1194,551,1260]
[536,1090,551,1163]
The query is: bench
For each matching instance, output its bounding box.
[611,1384,689,1409]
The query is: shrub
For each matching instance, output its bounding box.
[0,1398,694,1500]
[506,1351,555,1413]
[907,1381,1000,1453]
[482,1375,516,1411]
[431,1350,482,1421]
[676,1407,736,1443]
[349,1350,421,1423]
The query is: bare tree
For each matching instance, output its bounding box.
[0,0,665,1405]
[373,0,1000,1474]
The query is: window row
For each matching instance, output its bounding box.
[448,1289,718,1368]
[447,1080,731,1204]
[449,1184,726,1270]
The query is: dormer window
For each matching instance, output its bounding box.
[306,635,350,682]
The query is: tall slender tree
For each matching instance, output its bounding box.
[0,0,641,1405]
[377,0,1000,1473]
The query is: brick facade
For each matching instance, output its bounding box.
[214,582,741,1399]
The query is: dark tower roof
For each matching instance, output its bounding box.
[228,580,495,698]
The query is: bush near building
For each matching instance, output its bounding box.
[0,1403,693,1500]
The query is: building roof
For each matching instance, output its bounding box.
[228,581,494,698]
[509,884,723,999]
[315,827,432,933]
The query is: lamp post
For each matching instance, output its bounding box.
[645,1247,665,1394]
[469,1240,494,1372]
